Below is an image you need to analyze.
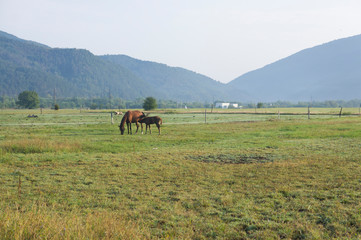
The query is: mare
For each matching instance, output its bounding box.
[139,116,163,135]
[119,110,145,135]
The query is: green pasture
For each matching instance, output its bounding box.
[0,108,361,239]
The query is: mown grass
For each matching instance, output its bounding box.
[0,109,361,239]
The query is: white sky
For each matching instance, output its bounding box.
[1,0,361,83]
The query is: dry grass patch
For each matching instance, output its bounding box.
[0,138,82,154]
[0,204,150,240]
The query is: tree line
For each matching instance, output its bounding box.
[0,91,205,110]
[1,91,361,110]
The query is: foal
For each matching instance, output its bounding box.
[139,116,163,135]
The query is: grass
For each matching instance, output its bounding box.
[0,108,361,239]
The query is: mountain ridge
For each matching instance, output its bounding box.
[1,30,361,102]
[0,30,231,101]
[228,34,361,101]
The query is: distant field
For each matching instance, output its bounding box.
[1,107,359,126]
[1,108,361,239]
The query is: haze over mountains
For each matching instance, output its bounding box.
[0,30,360,102]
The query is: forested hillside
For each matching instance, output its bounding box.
[101,55,235,102]
[0,31,231,102]
[0,31,155,99]
[1,30,361,103]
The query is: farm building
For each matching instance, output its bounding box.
[215,102,239,109]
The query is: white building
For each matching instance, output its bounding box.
[215,103,239,109]
[230,103,239,108]
[215,102,230,109]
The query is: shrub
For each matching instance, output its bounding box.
[143,97,157,110]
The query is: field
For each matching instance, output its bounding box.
[0,108,361,239]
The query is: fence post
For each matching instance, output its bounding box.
[205,109,207,124]
[339,107,343,118]
[308,106,310,120]
[111,112,114,124]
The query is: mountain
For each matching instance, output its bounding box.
[0,30,232,102]
[1,30,361,103]
[101,55,233,102]
[0,31,156,99]
[228,34,361,102]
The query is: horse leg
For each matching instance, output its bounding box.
[141,123,144,134]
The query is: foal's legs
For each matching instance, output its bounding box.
[135,122,139,134]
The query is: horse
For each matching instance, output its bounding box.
[119,110,145,135]
[139,116,163,135]
[114,111,123,115]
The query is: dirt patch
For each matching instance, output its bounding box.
[188,153,275,164]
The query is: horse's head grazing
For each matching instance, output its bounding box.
[119,124,125,135]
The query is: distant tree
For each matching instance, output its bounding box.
[143,97,157,110]
[257,102,264,108]
[54,104,59,110]
[90,103,97,110]
[16,91,39,109]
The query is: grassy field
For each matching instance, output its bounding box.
[0,108,361,239]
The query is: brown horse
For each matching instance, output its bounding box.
[119,110,145,135]
[139,116,163,135]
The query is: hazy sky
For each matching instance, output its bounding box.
[1,0,361,83]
